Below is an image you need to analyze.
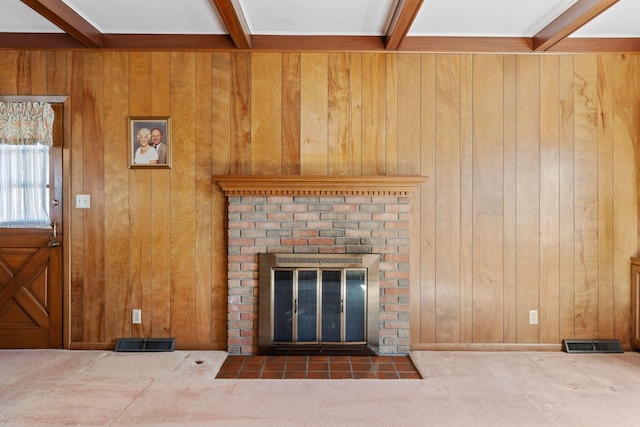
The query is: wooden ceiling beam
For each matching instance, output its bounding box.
[20,0,102,48]
[385,0,424,50]
[210,0,252,49]
[533,0,619,51]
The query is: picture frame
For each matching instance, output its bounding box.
[128,116,171,169]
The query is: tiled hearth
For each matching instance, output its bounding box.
[216,355,422,379]
[214,175,426,356]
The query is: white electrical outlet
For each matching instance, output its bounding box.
[132,309,142,324]
[76,194,91,209]
[529,310,538,325]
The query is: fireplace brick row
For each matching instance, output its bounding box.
[226,195,413,355]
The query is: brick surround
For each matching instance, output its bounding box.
[215,175,425,356]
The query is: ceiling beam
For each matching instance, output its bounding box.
[211,0,252,49]
[20,0,102,48]
[533,0,619,51]
[385,0,424,50]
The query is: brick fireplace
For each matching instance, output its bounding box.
[214,176,426,355]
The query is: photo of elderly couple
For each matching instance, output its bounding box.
[129,117,171,168]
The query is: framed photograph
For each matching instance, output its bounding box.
[128,116,171,169]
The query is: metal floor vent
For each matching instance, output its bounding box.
[115,338,175,352]
[562,339,623,354]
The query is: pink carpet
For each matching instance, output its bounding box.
[1,349,640,426]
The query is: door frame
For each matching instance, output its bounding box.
[0,95,71,349]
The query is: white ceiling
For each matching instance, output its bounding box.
[0,0,638,51]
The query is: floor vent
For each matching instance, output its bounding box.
[115,338,175,352]
[562,339,623,354]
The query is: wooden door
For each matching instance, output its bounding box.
[0,103,63,349]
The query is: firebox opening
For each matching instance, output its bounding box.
[259,253,380,356]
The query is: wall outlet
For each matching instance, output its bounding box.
[529,310,538,325]
[76,194,90,209]
[132,309,142,324]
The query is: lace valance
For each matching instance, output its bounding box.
[0,102,54,146]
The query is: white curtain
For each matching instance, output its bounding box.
[0,102,53,229]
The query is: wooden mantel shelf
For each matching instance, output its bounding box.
[213,175,428,196]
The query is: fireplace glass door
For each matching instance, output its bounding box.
[272,268,367,345]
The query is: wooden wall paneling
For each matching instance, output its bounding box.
[128,52,153,339]
[502,55,517,343]
[251,53,282,175]
[398,53,424,345]
[194,52,214,344]
[460,54,474,343]
[149,52,172,338]
[103,52,130,343]
[230,53,251,175]
[281,53,301,175]
[612,54,637,343]
[539,55,561,344]
[361,53,386,175]
[46,51,67,94]
[68,51,85,343]
[0,51,18,93]
[472,54,504,343]
[211,52,232,345]
[82,51,106,343]
[328,53,351,175]
[349,54,362,175]
[169,52,197,346]
[515,55,541,343]
[300,53,329,175]
[597,55,615,338]
[385,54,398,176]
[29,51,48,94]
[435,54,462,343]
[558,55,576,340]
[15,51,30,94]
[417,54,436,343]
[573,54,600,339]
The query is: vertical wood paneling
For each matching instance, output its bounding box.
[128,52,152,339]
[149,52,172,338]
[435,54,461,342]
[251,53,282,175]
[68,51,85,343]
[558,55,576,340]
[597,55,615,338]
[502,55,517,343]
[612,54,637,341]
[82,52,106,343]
[1,50,637,350]
[231,53,251,174]
[349,54,362,175]
[361,54,386,175]
[417,54,436,343]
[573,55,599,339]
[460,54,474,343]
[539,55,561,344]
[515,55,540,343]
[169,52,197,344]
[328,53,350,175]
[472,55,504,343]
[195,53,213,344]
[300,53,328,175]
[211,52,232,345]
[103,52,130,342]
[385,54,398,175]
[282,53,301,175]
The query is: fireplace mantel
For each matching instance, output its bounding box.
[213,175,427,196]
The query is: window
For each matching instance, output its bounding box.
[0,144,50,228]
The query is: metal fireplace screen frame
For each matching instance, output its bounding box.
[259,253,380,355]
